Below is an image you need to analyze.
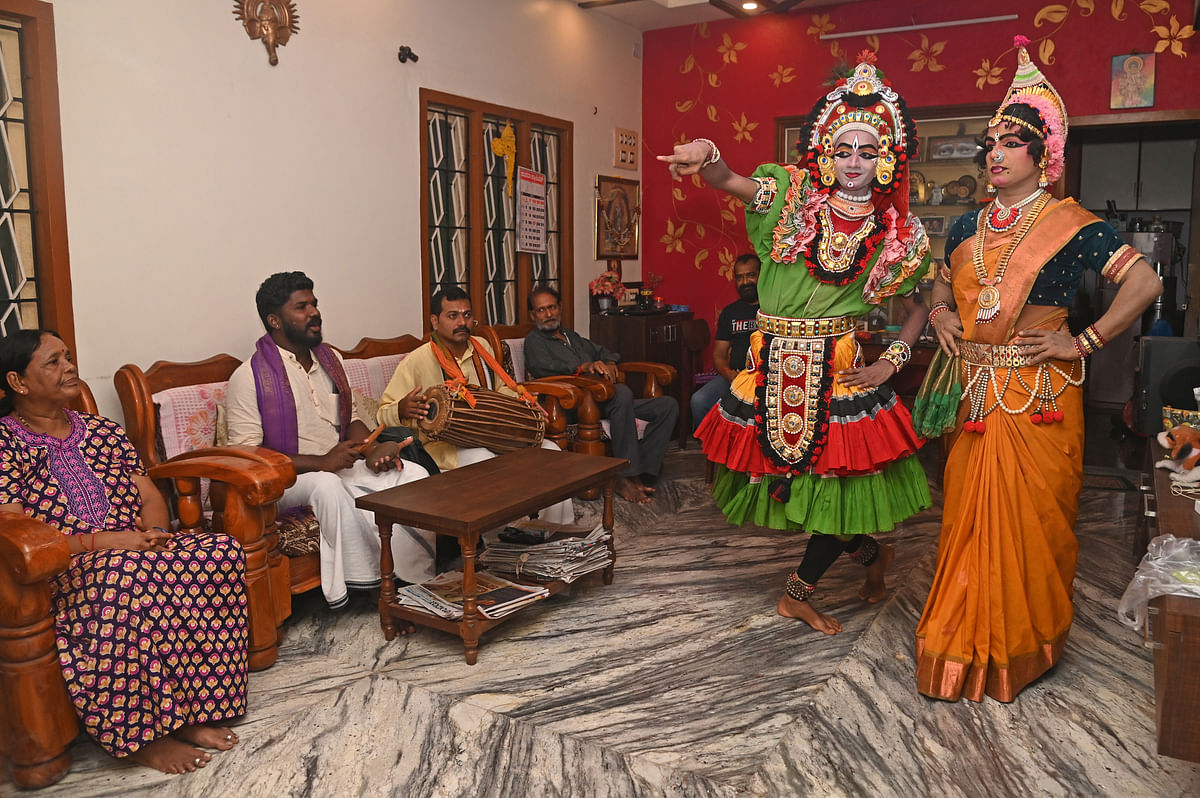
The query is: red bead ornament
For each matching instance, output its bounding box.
[976,420,986,433]
[1054,410,1064,422]
[1031,412,1043,425]
[963,420,975,433]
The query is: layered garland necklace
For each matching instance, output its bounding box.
[807,193,881,286]
[972,191,1052,324]
[985,188,1044,233]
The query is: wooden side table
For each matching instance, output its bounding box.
[355,447,628,665]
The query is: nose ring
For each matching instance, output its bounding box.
[993,151,1006,163]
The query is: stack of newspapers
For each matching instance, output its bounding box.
[396,570,549,620]
[478,522,612,584]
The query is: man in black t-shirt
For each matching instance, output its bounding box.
[691,253,760,430]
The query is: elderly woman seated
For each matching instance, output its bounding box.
[0,329,249,775]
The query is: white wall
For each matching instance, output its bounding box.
[47,0,643,419]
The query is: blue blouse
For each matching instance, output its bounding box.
[946,209,1129,307]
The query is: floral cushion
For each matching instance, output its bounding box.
[153,381,228,460]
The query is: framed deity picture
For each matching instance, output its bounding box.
[595,175,640,259]
[926,135,979,162]
[1110,53,1154,109]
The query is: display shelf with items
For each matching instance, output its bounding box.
[908,113,992,267]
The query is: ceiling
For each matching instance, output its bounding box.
[577,0,867,32]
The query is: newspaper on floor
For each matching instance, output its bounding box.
[479,522,612,583]
[396,569,550,620]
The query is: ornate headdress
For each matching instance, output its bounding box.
[798,55,918,214]
[989,35,1068,185]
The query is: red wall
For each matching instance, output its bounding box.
[641,0,1199,366]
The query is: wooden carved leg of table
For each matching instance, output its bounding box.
[603,478,616,585]
[377,521,397,641]
[460,532,481,665]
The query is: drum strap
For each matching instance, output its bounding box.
[430,335,536,409]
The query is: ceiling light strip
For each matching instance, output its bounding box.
[819,14,1019,40]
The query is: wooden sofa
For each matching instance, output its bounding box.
[0,384,292,789]
[113,334,584,635]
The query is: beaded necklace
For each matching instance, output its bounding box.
[826,193,873,220]
[971,192,1051,324]
[985,188,1044,233]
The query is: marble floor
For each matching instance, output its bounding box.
[6,446,1200,797]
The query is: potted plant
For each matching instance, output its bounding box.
[589,269,625,313]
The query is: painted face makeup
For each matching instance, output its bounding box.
[831,131,880,190]
[982,123,1038,191]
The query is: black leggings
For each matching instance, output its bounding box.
[794,535,869,584]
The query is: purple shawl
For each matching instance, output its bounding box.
[250,334,353,454]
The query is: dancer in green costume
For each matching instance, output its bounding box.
[658,56,931,634]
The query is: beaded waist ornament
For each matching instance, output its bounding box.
[755,311,856,338]
[958,340,1085,433]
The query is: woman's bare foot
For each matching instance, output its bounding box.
[174,723,239,751]
[127,737,210,774]
[858,542,895,603]
[615,476,651,504]
[777,594,842,634]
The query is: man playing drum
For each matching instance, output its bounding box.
[225,271,438,608]
[377,286,574,524]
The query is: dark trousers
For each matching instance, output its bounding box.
[602,383,678,478]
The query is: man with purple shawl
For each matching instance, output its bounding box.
[225,272,435,608]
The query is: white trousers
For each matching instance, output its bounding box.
[279,459,435,607]
[456,439,575,525]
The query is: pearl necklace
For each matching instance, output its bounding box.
[817,203,875,273]
[986,188,1044,233]
[972,192,1051,324]
[826,192,873,220]
[835,189,871,203]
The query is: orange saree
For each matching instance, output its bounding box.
[915,199,1094,702]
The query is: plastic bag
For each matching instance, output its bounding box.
[1116,534,1200,634]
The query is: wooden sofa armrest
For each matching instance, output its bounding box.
[0,516,77,789]
[521,379,583,410]
[618,361,678,397]
[148,449,295,671]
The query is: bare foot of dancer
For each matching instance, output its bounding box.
[128,737,211,774]
[615,476,652,504]
[175,723,239,751]
[777,594,843,634]
[857,542,895,603]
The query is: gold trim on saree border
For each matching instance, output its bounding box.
[755,312,856,338]
[958,340,1039,368]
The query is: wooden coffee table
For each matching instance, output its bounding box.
[355,446,628,664]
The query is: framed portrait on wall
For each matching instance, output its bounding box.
[1110,53,1154,109]
[775,115,805,164]
[595,175,640,259]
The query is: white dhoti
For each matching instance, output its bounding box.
[456,439,575,525]
[279,459,435,607]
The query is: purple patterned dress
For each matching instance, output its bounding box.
[0,410,249,757]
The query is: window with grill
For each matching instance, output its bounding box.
[421,90,573,327]
[0,3,72,344]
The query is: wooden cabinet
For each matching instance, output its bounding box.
[590,310,693,441]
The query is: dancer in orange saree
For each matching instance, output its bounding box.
[914,37,1162,702]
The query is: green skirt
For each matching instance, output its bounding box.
[711,454,931,534]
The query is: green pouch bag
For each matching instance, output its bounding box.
[911,347,962,439]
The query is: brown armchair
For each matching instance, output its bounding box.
[481,324,677,497]
[0,385,290,789]
[483,323,678,455]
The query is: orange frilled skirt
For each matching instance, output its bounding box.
[914,357,1084,702]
